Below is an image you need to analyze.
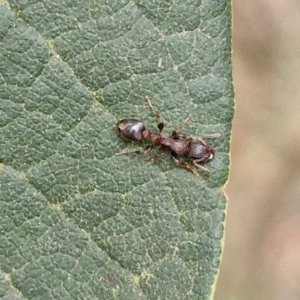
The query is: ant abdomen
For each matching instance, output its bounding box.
[116,119,145,141]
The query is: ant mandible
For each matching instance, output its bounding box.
[115,96,220,176]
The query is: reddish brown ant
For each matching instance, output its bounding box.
[115,96,220,176]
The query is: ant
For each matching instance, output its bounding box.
[115,96,220,176]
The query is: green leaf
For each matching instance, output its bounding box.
[0,1,233,299]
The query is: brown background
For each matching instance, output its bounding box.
[215,1,300,299]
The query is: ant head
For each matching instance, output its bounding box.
[188,140,215,162]
[116,119,145,141]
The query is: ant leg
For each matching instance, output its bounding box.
[196,133,220,145]
[173,134,193,141]
[115,145,153,156]
[146,147,165,162]
[200,133,220,139]
[172,155,199,177]
[192,159,212,175]
[178,132,221,142]
[171,115,192,139]
[145,96,164,134]
[174,115,192,135]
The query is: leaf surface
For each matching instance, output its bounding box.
[0,1,233,299]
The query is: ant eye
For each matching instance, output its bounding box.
[116,119,145,141]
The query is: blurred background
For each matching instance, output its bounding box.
[215,1,300,299]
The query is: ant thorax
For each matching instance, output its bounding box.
[162,137,189,156]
